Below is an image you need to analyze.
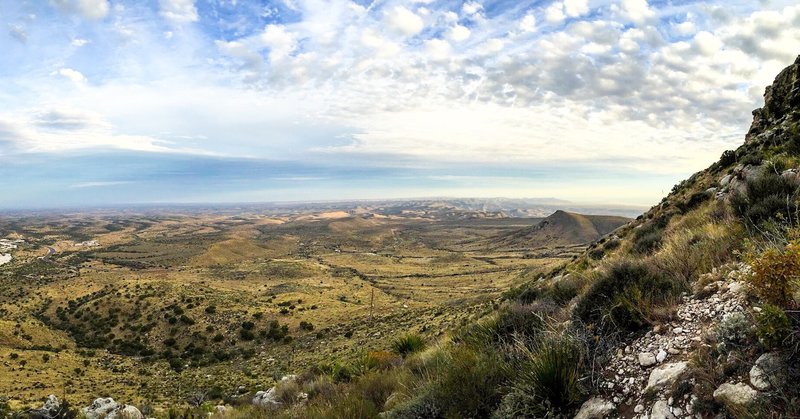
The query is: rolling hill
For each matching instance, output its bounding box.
[478,210,631,250]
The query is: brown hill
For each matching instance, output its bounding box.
[484,210,631,250]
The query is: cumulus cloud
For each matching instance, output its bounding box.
[448,24,471,42]
[385,6,424,36]
[158,0,198,24]
[519,12,536,32]
[617,0,655,24]
[3,0,800,204]
[564,0,590,18]
[50,0,109,20]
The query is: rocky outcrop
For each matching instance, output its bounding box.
[573,397,615,419]
[82,397,143,419]
[746,55,800,143]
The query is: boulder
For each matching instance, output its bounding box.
[650,400,676,419]
[574,397,615,419]
[645,362,688,393]
[638,352,657,368]
[82,398,143,419]
[713,382,758,408]
[749,352,783,391]
[253,388,280,407]
[30,395,63,417]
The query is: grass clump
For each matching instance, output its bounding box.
[574,259,685,332]
[390,333,426,358]
[495,334,584,417]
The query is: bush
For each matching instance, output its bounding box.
[495,335,584,417]
[574,260,684,332]
[756,304,791,348]
[417,347,508,418]
[456,302,548,348]
[749,243,800,308]
[354,371,402,411]
[713,313,754,349]
[391,334,425,358]
[632,222,664,254]
[730,169,800,229]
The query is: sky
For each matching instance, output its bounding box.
[0,0,799,209]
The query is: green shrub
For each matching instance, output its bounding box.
[423,347,508,418]
[574,260,684,332]
[730,170,800,229]
[749,243,800,308]
[632,222,664,254]
[756,304,791,348]
[390,334,426,358]
[354,371,401,411]
[494,335,584,417]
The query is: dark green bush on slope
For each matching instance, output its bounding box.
[730,169,800,229]
[574,260,685,332]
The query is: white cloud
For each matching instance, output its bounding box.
[71,38,90,47]
[545,3,566,25]
[462,2,483,16]
[448,24,471,42]
[564,0,590,18]
[159,0,198,24]
[674,21,696,36]
[54,68,87,84]
[385,6,424,37]
[260,24,297,60]
[50,0,109,20]
[519,12,536,33]
[425,39,451,61]
[618,0,655,24]
[693,31,721,56]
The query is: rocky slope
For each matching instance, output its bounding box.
[571,55,800,419]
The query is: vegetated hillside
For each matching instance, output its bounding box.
[485,210,631,250]
[10,58,800,419]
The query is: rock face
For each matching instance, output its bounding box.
[645,362,688,393]
[82,398,143,419]
[747,55,800,143]
[573,397,615,419]
[714,382,758,408]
